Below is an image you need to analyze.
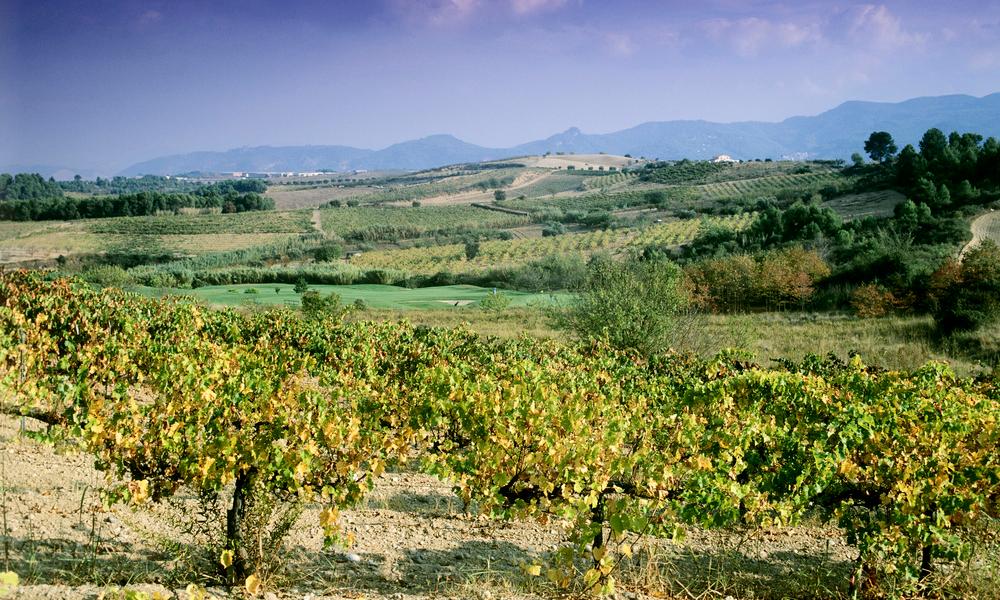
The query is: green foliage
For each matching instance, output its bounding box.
[300,289,348,321]
[930,240,1000,334]
[293,278,309,294]
[478,290,512,313]
[464,238,480,260]
[556,256,688,353]
[864,131,898,163]
[0,173,63,200]
[313,243,344,262]
[4,273,1000,597]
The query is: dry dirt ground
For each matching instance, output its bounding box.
[518,155,643,170]
[2,414,869,600]
[961,209,1000,258]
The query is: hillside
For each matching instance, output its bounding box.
[118,93,1000,176]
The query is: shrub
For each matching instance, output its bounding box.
[479,290,512,313]
[850,283,898,318]
[464,239,480,261]
[300,290,347,321]
[541,222,566,237]
[82,265,131,288]
[314,243,344,262]
[556,256,688,353]
[929,240,1000,334]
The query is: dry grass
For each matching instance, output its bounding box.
[354,308,996,376]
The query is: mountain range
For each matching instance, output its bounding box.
[105,93,1000,176]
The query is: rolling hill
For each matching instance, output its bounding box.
[119,93,1000,176]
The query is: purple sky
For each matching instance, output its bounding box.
[2,0,999,173]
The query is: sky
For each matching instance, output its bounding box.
[2,0,1000,174]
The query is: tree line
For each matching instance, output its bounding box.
[0,175,272,221]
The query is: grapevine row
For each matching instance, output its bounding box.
[1,272,999,596]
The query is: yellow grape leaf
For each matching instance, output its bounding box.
[0,572,18,598]
[219,549,234,568]
[184,584,206,600]
[320,506,339,528]
[245,573,262,596]
[592,545,607,561]
[521,563,542,577]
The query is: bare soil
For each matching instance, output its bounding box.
[2,415,870,600]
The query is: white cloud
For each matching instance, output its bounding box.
[848,4,925,50]
[702,17,821,57]
[510,0,567,16]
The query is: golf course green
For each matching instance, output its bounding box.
[136,283,570,310]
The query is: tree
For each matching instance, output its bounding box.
[895,144,927,191]
[644,190,668,206]
[293,278,309,294]
[464,239,480,261]
[864,131,898,164]
[556,256,688,354]
[851,153,865,167]
[493,190,506,202]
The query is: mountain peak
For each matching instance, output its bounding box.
[116,92,1000,176]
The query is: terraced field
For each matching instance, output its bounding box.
[352,213,755,274]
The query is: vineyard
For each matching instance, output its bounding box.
[689,171,843,201]
[352,214,755,274]
[86,211,314,235]
[333,168,523,205]
[319,205,531,241]
[2,272,1000,598]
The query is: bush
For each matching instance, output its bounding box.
[82,265,131,288]
[313,243,344,262]
[850,283,899,318]
[464,239,480,261]
[556,256,688,353]
[541,222,566,237]
[300,290,347,321]
[929,240,1000,334]
[479,290,512,313]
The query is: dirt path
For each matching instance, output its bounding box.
[961,210,999,258]
[2,414,862,599]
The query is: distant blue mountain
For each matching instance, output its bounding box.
[118,93,1000,176]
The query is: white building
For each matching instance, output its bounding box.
[712,154,738,164]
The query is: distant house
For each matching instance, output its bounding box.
[712,154,738,164]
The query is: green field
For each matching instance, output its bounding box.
[138,283,570,310]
